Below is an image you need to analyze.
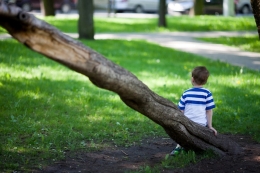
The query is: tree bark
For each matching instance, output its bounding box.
[0,1,241,156]
[78,0,95,40]
[251,0,260,39]
[40,0,55,16]
[190,0,204,16]
[158,0,167,27]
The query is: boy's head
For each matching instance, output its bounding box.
[191,66,209,85]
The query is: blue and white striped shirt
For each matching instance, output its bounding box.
[178,87,215,126]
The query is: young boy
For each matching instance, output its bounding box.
[170,66,217,156]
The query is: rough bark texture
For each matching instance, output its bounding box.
[158,0,167,27]
[40,0,55,16]
[251,0,260,39]
[0,1,241,156]
[78,0,94,40]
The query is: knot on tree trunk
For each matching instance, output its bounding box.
[18,11,29,21]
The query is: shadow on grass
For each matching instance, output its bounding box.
[213,83,260,139]
[1,38,260,171]
[0,76,164,171]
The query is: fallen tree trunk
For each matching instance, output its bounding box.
[0,1,241,156]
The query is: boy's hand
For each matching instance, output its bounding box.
[209,127,217,136]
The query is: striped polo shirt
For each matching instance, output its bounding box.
[178,87,215,126]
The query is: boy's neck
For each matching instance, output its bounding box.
[193,84,203,88]
[191,78,204,88]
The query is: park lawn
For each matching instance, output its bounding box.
[197,35,260,53]
[0,15,256,34]
[0,38,260,171]
[44,15,257,33]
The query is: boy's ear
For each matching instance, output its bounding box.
[191,77,195,85]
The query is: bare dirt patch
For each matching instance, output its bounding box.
[40,135,260,173]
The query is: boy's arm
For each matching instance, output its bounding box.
[206,109,217,136]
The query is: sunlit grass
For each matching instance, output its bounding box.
[48,15,256,33]
[0,15,256,34]
[0,27,6,34]
[197,35,260,52]
[0,38,260,171]
[0,12,258,172]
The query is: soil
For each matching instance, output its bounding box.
[40,135,260,173]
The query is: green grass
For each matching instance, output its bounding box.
[0,12,259,173]
[0,15,256,34]
[198,35,260,53]
[161,150,215,169]
[45,15,256,33]
[0,39,167,171]
[0,27,6,34]
[128,150,215,173]
[0,38,260,172]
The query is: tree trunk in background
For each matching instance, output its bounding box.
[40,0,55,16]
[158,0,167,27]
[190,0,204,16]
[78,0,95,40]
[251,0,260,39]
[107,0,116,17]
[223,0,235,16]
[0,2,242,156]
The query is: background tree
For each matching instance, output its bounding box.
[158,0,167,27]
[251,0,260,39]
[40,0,55,16]
[223,0,235,16]
[78,0,95,40]
[190,0,204,16]
[107,0,116,17]
[0,1,241,156]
